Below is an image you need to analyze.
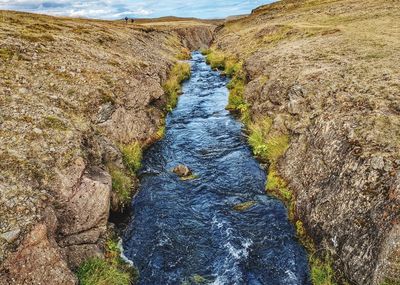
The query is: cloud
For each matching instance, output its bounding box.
[0,0,274,19]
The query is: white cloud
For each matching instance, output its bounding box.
[0,0,273,19]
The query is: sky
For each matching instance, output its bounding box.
[0,0,275,19]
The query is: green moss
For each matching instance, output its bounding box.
[310,256,336,285]
[156,124,166,139]
[380,279,400,285]
[42,116,67,130]
[163,62,191,111]
[266,168,292,201]
[233,201,257,212]
[180,174,199,181]
[192,274,207,284]
[110,168,132,207]
[77,238,138,285]
[120,141,142,173]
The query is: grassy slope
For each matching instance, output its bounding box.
[212,0,400,284]
[0,10,212,280]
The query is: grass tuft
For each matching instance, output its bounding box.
[77,238,138,285]
[163,62,191,111]
[176,48,192,60]
[266,167,292,201]
[205,50,225,70]
[110,168,132,209]
[310,255,337,285]
[120,141,142,173]
[77,258,131,285]
[248,117,289,163]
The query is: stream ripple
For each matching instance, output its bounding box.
[123,52,310,285]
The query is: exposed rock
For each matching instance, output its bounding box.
[0,208,77,285]
[0,229,20,244]
[213,0,400,283]
[172,164,193,177]
[0,10,215,283]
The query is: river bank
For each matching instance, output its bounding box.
[0,11,214,284]
[209,0,400,284]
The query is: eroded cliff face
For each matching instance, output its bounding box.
[0,11,214,284]
[212,0,400,284]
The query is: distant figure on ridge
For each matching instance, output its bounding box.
[125,16,128,24]
[131,18,135,24]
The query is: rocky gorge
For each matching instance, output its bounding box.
[0,0,399,284]
[209,0,400,284]
[0,11,214,284]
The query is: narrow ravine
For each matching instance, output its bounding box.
[123,52,310,285]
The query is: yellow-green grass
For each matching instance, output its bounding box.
[205,50,225,70]
[110,168,132,208]
[120,141,142,173]
[204,50,248,119]
[248,116,289,163]
[77,238,138,285]
[176,47,192,60]
[163,62,191,111]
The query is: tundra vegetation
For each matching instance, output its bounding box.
[77,238,138,285]
[163,62,191,112]
[0,9,213,284]
[205,48,337,285]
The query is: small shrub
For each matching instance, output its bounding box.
[110,168,132,207]
[224,59,242,77]
[192,274,207,284]
[121,142,142,173]
[380,279,400,285]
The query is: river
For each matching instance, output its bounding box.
[123,51,310,285]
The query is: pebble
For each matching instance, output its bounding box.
[1,229,21,243]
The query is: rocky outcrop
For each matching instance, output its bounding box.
[0,11,214,283]
[212,0,400,284]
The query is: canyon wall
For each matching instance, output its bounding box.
[212,0,400,284]
[0,11,214,284]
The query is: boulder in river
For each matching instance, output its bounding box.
[172,164,192,177]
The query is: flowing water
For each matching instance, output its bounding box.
[123,52,310,285]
